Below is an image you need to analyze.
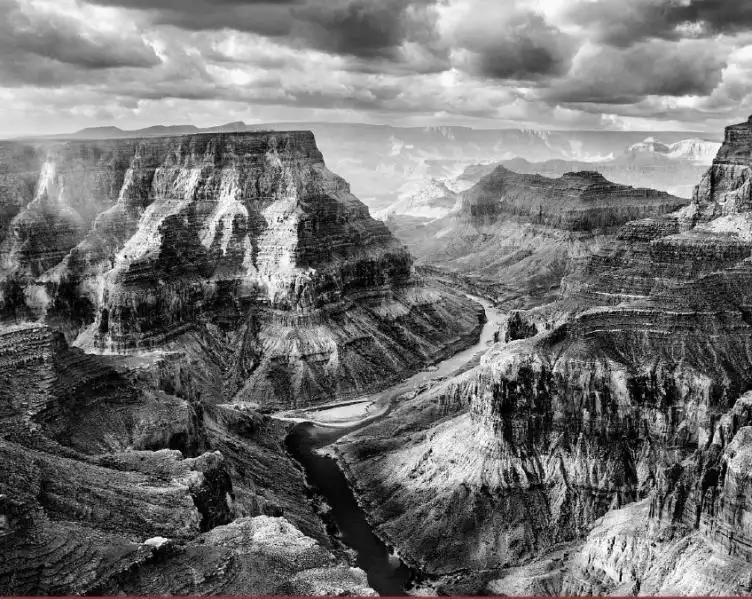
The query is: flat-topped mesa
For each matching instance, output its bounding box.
[2,131,407,331]
[0,131,481,409]
[562,170,609,182]
[73,131,411,348]
[462,165,687,231]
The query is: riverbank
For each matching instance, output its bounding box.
[278,293,505,595]
[275,294,503,428]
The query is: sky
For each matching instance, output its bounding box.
[1,0,752,136]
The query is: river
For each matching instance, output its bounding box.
[284,295,505,595]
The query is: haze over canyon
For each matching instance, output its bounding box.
[5,0,752,596]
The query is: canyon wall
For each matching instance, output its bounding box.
[0,131,487,594]
[0,321,374,595]
[387,166,687,308]
[337,116,752,594]
[0,132,482,410]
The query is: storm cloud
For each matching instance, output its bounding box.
[85,0,442,61]
[566,0,752,47]
[1,0,752,135]
[547,39,728,105]
[448,4,576,81]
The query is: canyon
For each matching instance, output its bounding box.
[333,116,752,594]
[0,131,481,595]
[3,116,752,597]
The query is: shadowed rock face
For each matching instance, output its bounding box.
[337,117,752,594]
[0,132,482,410]
[0,319,374,596]
[0,132,486,595]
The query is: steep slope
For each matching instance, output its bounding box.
[336,116,752,594]
[0,322,373,596]
[0,132,482,410]
[386,167,686,307]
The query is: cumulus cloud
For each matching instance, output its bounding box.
[86,0,444,63]
[291,0,435,59]
[547,39,729,104]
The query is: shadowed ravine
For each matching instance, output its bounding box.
[285,295,504,595]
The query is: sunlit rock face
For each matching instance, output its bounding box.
[386,165,687,308]
[337,117,752,593]
[693,116,752,221]
[461,167,686,231]
[0,132,481,410]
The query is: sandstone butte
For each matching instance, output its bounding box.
[0,131,483,595]
[336,115,752,595]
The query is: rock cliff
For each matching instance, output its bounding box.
[462,167,685,231]
[386,167,686,307]
[0,322,373,595]
[0,131,486,595]
[337,116,752,594]
[0,132,481,410]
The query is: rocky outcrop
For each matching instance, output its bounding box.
[386,167,686,308]
[1,442,371,596]
[0,321,372,595]
[0,132,481,410]
[0,131,482,595]
[462,168,685,232]
[336,116,752,594]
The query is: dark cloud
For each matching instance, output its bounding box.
[2,0,751,134]
[451,7,576,81]
[0,0,160,86]
[83,0,299,37]
[547,39,726,104]
[0,0,160,70]
[567,0,752,47]
[291,0,436,59]
[85,0,441,61]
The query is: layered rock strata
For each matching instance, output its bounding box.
[337,116,752,594]
[0,322,372,595]
[462,168,685,231]
[0,132,482,410]
[386,167,686,307]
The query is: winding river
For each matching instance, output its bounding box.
[285,295,505,595]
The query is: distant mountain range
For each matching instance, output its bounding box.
[626,136,721,162]
[17,122,722,212]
